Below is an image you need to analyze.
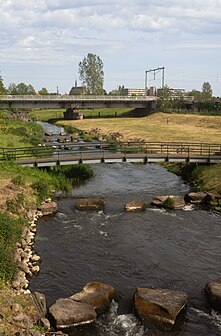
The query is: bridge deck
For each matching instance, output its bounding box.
[14,153,221,167]
[1,142,220,167]
[0,95,157,110]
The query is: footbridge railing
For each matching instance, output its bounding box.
[0,142,221,166]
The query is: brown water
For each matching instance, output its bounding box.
[30,163,221,336]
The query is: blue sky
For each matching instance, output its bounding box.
[0,0,221,95]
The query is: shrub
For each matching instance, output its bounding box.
[31,180,51,203]
[11,175,26,186]
[48,164,94,181]
[163,196,174,209]
[6,193,26,214]
[0,245,18,281]
[0,213,26,248]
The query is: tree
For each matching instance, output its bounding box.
[0,75,7,95]
[109,85,126,96]
[8,82,36,95]
[38,87,49,95]
[157,85,173,111]
[78,53,104,95]
[202,82,212,100]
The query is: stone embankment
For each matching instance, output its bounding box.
[2,199,61,336]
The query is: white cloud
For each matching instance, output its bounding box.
[0,0,221,94]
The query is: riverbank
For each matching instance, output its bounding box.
[53,112,221,200]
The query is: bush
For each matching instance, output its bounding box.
[11,175,26,186]
[0,213,27,281]
[0,245,17,281]
[6,193,25,214]
[48,164,94,181]
[0,213,26,248]
[163,196,174,209]
[31,180,51,203]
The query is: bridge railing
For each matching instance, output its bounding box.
[0,95,157,101]
[0,142,220,162]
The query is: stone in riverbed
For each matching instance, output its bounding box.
[70,282,114,315]
[151,196,185,209]
[124,200,146,212]
[134,287,187,326]
[49,298,97,329]
[75,198,105,210]
[39,201,58,216]
[205,279,221,312]
[184,192,211,204]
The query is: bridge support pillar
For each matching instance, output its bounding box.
[63,106,84,120]
[132,101,157,117]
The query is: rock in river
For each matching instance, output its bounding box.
[49,298,97,329]
[151,196,185,209]
[134,287,187,326]
[75,198,105,210]
[205,279,221,312]
[70,282,114,315]
[124,200,146,212]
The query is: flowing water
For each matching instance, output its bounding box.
[30,122,221,335]
[30,163,221,336]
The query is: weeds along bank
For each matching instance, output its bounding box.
[164,163,221,211]
[0,161,94,335]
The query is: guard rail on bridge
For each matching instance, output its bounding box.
[0,95,157,110]
[0,142,220,167]
[0,95,157,101]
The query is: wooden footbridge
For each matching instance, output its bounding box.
[1,142,221,167]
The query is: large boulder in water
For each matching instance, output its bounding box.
[49,298,97,329]
[151,196,185,209]
[70,282,114,315]
[134,287,187,326]
[124,200,146,212]
[75,198,105,210]
[184,192,211,204]
[205,279,221,312]
[39,201,58,216]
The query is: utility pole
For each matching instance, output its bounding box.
[145,67,165,93]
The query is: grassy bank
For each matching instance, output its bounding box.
[28,108,133,121]
[0,161,94,283]
[0,118,43,148]
[56,112,221,143]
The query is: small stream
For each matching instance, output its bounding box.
[29,122,221,335]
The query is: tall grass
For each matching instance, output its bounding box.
[0,213,27,281]
[0,119,43,148]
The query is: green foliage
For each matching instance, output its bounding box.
[11,175,25,186]
[0,213,27,281]
[108,85,127,96]
[8,82,36,95]
[0,119,43,148]
[48,164,94,181]
[163,196,174,209]
[157,85,173,111]
[31,180,51,203]
[79,53,104,95]
[0,75,7,95]
[0,213,26,247]
[201,82,212,100]
[0,246,17,281]
[38,87,49,95]
[6,193,25,214]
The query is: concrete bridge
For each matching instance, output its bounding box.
[0,95,157,111]
[1,142,220,167]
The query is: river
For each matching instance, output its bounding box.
[30,122,221,335]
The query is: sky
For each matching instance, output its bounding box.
[0,0,221,96]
